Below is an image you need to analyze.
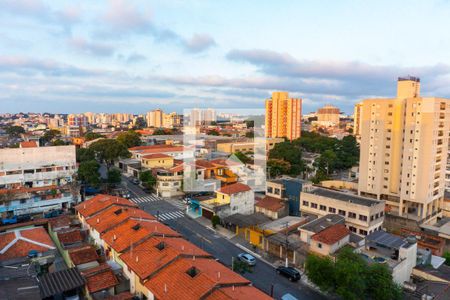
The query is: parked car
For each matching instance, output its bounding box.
[276,266,301,282]
[44,209,62,218]
[237,253,256,266]
[281,293,299,300]
[1,216,18,225]
[130,178,140,185]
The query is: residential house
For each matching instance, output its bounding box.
[255,196,286,219]
[309,224,350,256]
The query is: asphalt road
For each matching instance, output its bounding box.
[121,176,327,300]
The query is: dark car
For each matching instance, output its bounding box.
[276,266,301,282]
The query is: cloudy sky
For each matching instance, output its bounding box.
[1,0,450,114]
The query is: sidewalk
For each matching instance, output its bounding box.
[193,216,237,239]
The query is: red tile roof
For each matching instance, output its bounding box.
[69,246,99,265]
[255,196,285,212]
[75,194,137,218]
[217,183,251,195]
[82,264,119,293]
[0,227,55,261]
[193,160,216,169]
[57,229,83,245]
[20,141,38,148]
[311,224,350,245]
[130,145,184,154]
[206,286,273,300]
[86,205,155,234]
[105,291,134,300]
[120,236,211,280]
[48,215,72,230]
[101,219,179,253]
[210,159,243,167]
[142,153,173,159]
[144,257,250,300]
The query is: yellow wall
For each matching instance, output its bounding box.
[142,157,174,168]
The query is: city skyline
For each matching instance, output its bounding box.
[2,1,450,114]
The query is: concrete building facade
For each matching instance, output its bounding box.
[265,92,302,141]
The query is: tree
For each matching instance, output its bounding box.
[267,159,291,178]
[334,247,366,300]
[305,254,336,292]
[51,139,66,146]
[89,139,131,168]
[41,129,61,144]
[234,151,252,164]
[365,263,402,300]
[76,148,95,163]
[84,132,104,141]
[152,128,167,135]
[208,129,220,136]
[245,120,254,128]
[6,125,25,137]
[314,149,337,175]
[269,141,305,176]
[133,117,146,129]
[107,168,122,186]
[444,251,450,266]
[139,170,156,190]
[211,215,220,229]
[78,160,101,188]
[117,130,141,148]
[245,131,254,138]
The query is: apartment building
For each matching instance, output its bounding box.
[216,137,284,154]
[265,91,302,141]
[300,186,385,236]
[356,77,450,223]
[146,109,163,128]
[316,104,341,127]
[0,144,78,216]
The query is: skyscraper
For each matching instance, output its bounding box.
[265,92,302,141]
[146,109,163,127]
[356,77,450,222]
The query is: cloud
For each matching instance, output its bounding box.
[183,34,216,53]
[103,0,153,33]
[226,49,450,83]
[68,37,115,57]
[0,0,48,17]
[0,55,96,76]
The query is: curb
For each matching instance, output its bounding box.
[234,243,276,267]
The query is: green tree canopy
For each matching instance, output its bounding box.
[78,160,101,188]
[208,129,220,136]
[76,148,96,163]
[267,159,291,178]
[133,117,146,129]
[41,129,61,144]
[51,139,66,146]
[139,170,157,190]
[117,130,141,148]
[89,139,131,167]
[6,125,25,137]
[107,168,122,186]
[234,151,252,164]
[84,132,104,141]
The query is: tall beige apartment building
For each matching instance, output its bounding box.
[357,77,450,223]
[146,109,163,127]
[265,92,302,141]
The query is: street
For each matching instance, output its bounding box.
[120,176,327,300]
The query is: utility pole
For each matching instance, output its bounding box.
[284,222,289,267]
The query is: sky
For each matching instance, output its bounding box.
[1,0,450,114]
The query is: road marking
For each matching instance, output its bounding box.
[157,210,185,221]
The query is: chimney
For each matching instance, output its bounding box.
[164,284,168,293]
[217,271,221,280]
[96,218,99,223]
[135,255,139,263]
[113,234,117,240]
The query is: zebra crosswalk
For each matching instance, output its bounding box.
[130,194,161,204]
[157,210,185,221]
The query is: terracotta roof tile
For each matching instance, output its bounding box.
[311,224,350,245]
[105,291,134,300]
[57,229,83,245]
[48,215,72,230]
[69,246,99,265]
[255,196,285,212]
[120,236,210,280]
[20,141,38,148]
[206,286,273,300]
[75,194,137,218]
[82,264,118,293]
[0,227,55,261]
[86,206,155,234]
[142,153,173,159]
[101,219,180,253]
[144,257,250,300]
[217,183,251,195]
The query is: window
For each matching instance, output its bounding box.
[302,201,309,206]
[328,207,336,213]
[348,212,356,219]
[319,205,326,211]
[267,187,273,193]
[338,209,346,216]
[317,243,322,249]
[311,203,318,209]
[359,215,368,221]
[359,229,368,235]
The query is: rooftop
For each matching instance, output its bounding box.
[255,196,285,212]
[311,224,350,245]
[222,213,271,227]
[217,182,252,195]
[261,216,307,233]
[299,214,345,233]
[120,236,211,280]
[19,141,38,148]
[75,194,137,218]
[144,257,250,300]
[57,228,84,245]
[307,186,382,207]
[0,227,56,261]
[142,153,173,159]
[365,230,408,250]
[206,286,272,300]
[39,268,85,299]
[68,245,99,265]
[82,264,119,294]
